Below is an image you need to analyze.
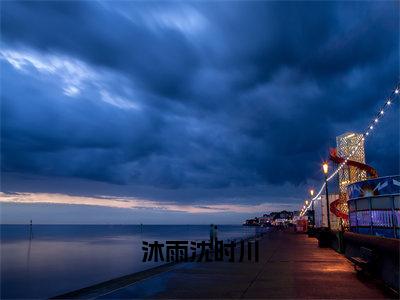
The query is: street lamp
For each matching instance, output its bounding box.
[322,162,329,175]
[310,189,315,226]
[322,162,331,230]
[304,200,310,227]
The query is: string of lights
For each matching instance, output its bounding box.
[300,84,400,216]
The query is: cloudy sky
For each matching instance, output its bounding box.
[1,1,399,224]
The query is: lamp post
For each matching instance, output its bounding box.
[310,189,315,226]
[304,200,309,225]
[322,162,331,230]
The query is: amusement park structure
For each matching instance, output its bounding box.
[328,132,378,220]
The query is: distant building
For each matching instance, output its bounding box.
[272,211,294,220]
[244,210,296,226]
[243,217,260,226]
[258,216,271,225]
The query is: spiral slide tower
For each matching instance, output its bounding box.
[328,132,378,220]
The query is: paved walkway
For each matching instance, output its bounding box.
[97,230,390,299]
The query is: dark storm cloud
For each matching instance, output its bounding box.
[1,1,200,98]
[1,1,399,199]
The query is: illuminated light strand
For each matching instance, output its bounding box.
[300,85,399,216]
[300,85,399,215]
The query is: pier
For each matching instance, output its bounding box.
[56,230,392,299]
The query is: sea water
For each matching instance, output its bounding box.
[0,225,259,299]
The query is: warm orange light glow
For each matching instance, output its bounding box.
[305,200,309,205]
[310,189,314,197]
[322,162,329,174]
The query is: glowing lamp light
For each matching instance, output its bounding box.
[370,125,373,130]
[305,200,309,205]
[374,118,378,123]
[395,89,399,94]
[322,162,329,175]
[366,132,369,136]
[310,189,314,197]
[387,100,391,105]
[380,110,384,115]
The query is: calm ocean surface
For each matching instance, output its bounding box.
[1,224,260,299]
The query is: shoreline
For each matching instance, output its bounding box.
[51,262,179,299]
[52,230,266,299]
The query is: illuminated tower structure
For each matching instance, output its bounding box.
[329,132,377,223]
[336,132,367,196]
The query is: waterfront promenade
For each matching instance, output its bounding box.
[67,230,391,299]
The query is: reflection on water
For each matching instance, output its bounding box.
[1,225,258,299]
